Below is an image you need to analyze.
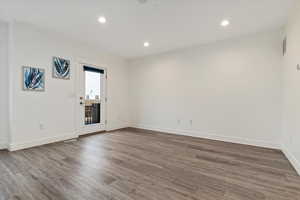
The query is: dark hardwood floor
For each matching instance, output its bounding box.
[0,128,300,200]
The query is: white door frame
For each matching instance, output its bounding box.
[76,61,107,136]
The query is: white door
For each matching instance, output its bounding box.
[77,63,107,135]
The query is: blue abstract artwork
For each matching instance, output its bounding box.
[23,67,45,91]
[53,57,70,79]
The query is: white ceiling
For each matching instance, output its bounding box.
[0,0,295,59]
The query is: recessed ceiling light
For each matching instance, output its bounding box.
[221,20,230,27]
[144,42,150,47]
[98,16,107,24]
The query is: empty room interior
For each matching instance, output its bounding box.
[1,0,300,199]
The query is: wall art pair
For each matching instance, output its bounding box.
[23,57,70,91]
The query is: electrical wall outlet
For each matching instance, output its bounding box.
[297,64,300,71]
[39,123,45,130]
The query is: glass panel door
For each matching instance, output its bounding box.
[77,64,106,136]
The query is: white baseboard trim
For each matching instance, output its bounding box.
[8,126,130,152]
[132,124,280,149]
[281,145,300,176]
[106,122,130,132]
[0,142,8,150]
[9,132,79,151]
[107,126,129,132]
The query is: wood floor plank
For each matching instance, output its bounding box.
[0,128,299,200]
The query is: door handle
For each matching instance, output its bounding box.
[80,97,84,105]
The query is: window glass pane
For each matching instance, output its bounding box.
[85,71,100,100]
[84,71,101,125]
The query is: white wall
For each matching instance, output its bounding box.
[0,21,8,149]
[282,1,300,174]
[9,22,129,150]
[129,30,283,148]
